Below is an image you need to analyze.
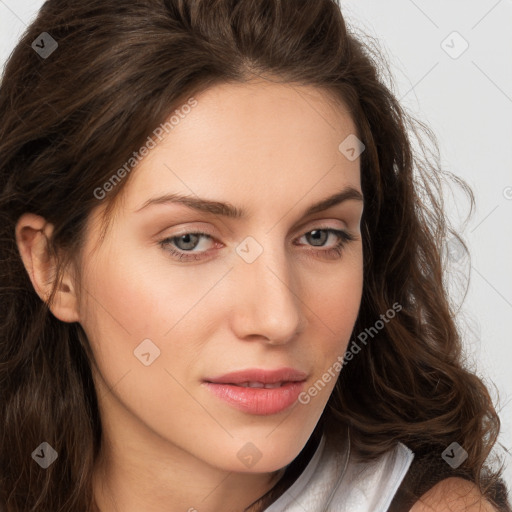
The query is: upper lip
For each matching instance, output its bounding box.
[204,367,308,385]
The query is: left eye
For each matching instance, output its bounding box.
[159,228,355,262]
[301,229,339,247]
[165,232,212,252]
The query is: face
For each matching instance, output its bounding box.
[77,79,364,474]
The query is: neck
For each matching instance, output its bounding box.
[91,439,286,512]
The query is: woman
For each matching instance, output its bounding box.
[0,0,509,510]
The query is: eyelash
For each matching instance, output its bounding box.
[159,227,356,262]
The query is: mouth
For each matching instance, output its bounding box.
[203,367,308,415]
[204,367,308,385]
[225,381,289,388]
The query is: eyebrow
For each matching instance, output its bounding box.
[134,186,363,218]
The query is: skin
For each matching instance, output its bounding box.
[16,80,365,512]
[411,477,498,512]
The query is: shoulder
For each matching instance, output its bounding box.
[410,477,498,512]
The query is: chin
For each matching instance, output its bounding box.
[217,426,315,474]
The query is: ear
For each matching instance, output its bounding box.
[15,213,80,323]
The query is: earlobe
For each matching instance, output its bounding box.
[15,213,80,323]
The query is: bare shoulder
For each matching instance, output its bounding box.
[410,477,498,512]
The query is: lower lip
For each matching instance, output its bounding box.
[203,381,305,415]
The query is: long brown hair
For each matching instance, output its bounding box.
[0,1,509,511]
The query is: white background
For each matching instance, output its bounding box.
[1,0,510,490]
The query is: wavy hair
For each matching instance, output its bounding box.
[0,0,509,510]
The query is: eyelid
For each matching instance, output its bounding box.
[162,218,349,240]
[296,218,349,235]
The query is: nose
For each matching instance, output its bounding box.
[229,238,307,346]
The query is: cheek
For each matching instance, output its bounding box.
[77,240,228,385]
[76,247,220,435]
[308,253,363,348]
[294,258,363,411]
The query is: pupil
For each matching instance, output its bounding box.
[177,233,198,250]
[308,230,326,247]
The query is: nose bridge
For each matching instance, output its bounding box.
[231,232,305,343]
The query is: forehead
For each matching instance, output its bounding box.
[127,80,358,191]
[176,79,358,148]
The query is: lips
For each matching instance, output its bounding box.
[203,367,307,415]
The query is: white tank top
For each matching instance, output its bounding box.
[263,435,415,511]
